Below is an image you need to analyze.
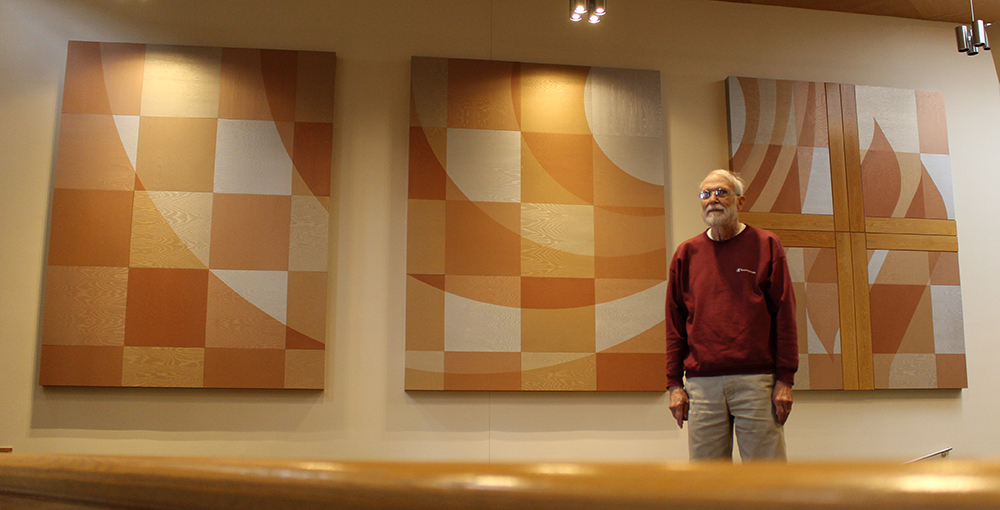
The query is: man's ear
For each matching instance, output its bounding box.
[736,194,747,210]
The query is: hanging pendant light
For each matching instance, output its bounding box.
[569,0,607,24]
[956,0,991,55]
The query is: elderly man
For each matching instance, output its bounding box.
[665,169,798,461]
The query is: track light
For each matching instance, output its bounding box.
[956,0,991,55]
[569,0,607,24]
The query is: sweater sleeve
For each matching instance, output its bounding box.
[665,253,689,388]
[768,239,799,386]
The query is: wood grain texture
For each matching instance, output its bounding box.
[851,232,875,390]
[7,455,1000,510]
[41,266,128,346]
[770,229,836,248]
[739,212,835,232]
[866,233,959,252]
[121,347,204,387]
[836,233,859,390]
[826,82,851,232]
[712,1,1000,24]
[865,217,957,236]
[840,84,866,233]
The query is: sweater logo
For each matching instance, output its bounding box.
[736,268,757,275]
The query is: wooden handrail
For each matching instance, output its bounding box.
[3,454,1000,510]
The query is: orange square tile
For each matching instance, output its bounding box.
[125,268,208,348]
[596,353,667,391]
[210,194,291,271]
[99,42,146,116]
[204,348,285,389]
[47,189,134,267]
[295,51,337,123]
[135,116,218,192]
[205,272,285,349]
[406,275,445,351]
[219,48,279,121]
[593,142,665,208]
[406,369,445,390]
[287,271,328,346]
[292,122,333,197]
[61,41,113,115]
[807,353,843,390]
[521,277,594,309]
[447,59,519,131]
[521,353,596,390]
[445,201,521,276]
[409,127,447,200]
[936,354,967,388]
[39,345,123,386]
[521,306,595,353]
[520,132,594,204]
[42,266,128,346]
[408,199,446,275]
[54,114,137,190]
[916,90,949,155]
[443,352,520,391]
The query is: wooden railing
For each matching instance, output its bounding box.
[3,454,1000,510]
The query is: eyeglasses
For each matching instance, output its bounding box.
[699,188,733,200]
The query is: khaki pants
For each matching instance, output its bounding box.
[686,374,786,461]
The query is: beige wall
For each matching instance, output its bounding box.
[2,0,999,462]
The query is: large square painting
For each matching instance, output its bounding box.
[406,57,667,391]
[39,42,335,389]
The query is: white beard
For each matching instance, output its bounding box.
[702,205,735,227]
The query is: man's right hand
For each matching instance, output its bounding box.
[668,386,689,428]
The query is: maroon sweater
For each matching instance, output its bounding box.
[665,225,798,388]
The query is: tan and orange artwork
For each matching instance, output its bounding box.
[406,58,667,391]
[728,76,966,390]
[39,41,334,389]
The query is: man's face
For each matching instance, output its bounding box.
[700,174,742,227]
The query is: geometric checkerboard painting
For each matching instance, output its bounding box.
[728,76,966,390]
[39,42,334,389]
[406,57,667,391]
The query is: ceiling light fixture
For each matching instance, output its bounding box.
[570,0,606,24]
[956,0,990,56]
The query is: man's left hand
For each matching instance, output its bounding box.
[772,380,793,425]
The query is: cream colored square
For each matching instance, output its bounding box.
[285,349,325,389]
[122,347,204,387]
[289,195,330,272]
[521,203,594,256]
[444,292,520,352]
[856,85,919,154]
[141,45,222,118]
[406,350,445,372]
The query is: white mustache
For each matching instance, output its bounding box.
[705,206,725,213]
